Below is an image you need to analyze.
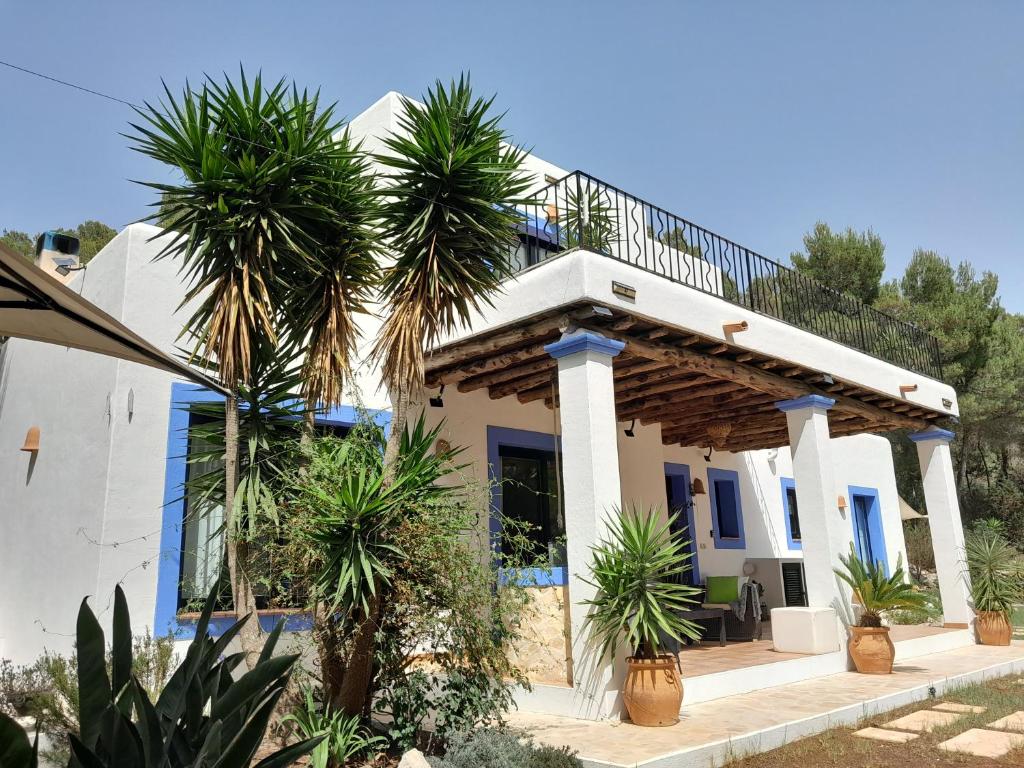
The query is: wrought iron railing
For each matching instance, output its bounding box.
[513,171,943,380]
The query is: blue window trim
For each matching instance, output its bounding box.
[848,484,889,576]
[486,425,564,587]
[665,462,700,584]
[706,467,746,550]
[780,477,802,551]
[155,382,390,639]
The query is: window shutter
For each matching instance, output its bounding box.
[782,562,807,607]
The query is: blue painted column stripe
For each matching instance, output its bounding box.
[908,427,955,444]
[775,394,836,412]
[544,330,625,359]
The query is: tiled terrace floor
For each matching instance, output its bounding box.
[678,621,958,678]
[509,641,1024,768]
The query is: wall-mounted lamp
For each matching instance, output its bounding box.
[20,426,40,453]
[703,446,713,462]
[429,384,445,408]
[722,320,749,335]
[545,204,559,223]
[127,388,135,422]
[690,478,706,496]
[624,419,636,438]
[55,264,86,277]
[837,494,848,511]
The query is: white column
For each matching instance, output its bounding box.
[778,396,854,612]
[911,428,973,627]
[546,330,625,720]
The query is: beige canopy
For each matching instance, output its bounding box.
[0,242,228,394]
[899,495,926,521]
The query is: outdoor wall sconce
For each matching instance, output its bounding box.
[434,438,451,457]
[623,419,636,437]
[429,385,445,408]
[722,320,749,334]
[899,384,918,395]
[545,204,559,223]
[611,281,636,301]
[690,478,706,496]
[20,426,40,453]
[837,494,848,511]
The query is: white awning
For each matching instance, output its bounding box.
[0,242,227,394]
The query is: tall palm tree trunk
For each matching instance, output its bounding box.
[224,393,263,668]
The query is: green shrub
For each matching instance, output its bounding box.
[431,728,581,768]
[281,685,384,768]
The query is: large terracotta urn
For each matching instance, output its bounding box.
[848,626,895,674]
[623,655,683,726]
[976,611,1013,646]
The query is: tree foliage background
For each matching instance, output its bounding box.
[791,226,1024,545]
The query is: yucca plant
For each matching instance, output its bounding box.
[834,545,926,627]
[581,505,702,661]
[966,529,1023,614]
[130,70,374,660]
[63,585,322,767]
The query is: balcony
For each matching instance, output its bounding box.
[514,172,943,380]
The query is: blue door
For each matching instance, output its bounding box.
[665,463,700,585]
[850,487,888,574]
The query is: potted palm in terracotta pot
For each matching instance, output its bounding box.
[581,505,702,726]
[834,545,926,674]
[967,529,1023,646]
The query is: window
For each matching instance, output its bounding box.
[177,414,351,612]
[499,445,565,569]
[849,486,889,575]
[781,478,802,550]
[707,468,745,549]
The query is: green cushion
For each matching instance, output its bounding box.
[706,576,740,605]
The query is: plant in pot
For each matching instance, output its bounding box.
[966,529,1023,646]
[834,545,926,674]
[581,505,702,726]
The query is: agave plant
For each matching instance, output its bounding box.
[581,505,702,661]
[966,529,1024,614]
[834,545,926,627]
[61,585,322,767]
[0,711,38,768]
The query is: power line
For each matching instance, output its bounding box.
[0,59,136,108]
[0,57,539,219]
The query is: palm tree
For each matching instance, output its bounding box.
[129,70,369,663]
[330,75,531,715]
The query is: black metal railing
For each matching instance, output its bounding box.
[513,171,943,380]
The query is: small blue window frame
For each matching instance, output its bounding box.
[486,425,564,587]
[154,382,390,639]
[780,477,802,551]
[706,468,746,550]
[849,485,889,576]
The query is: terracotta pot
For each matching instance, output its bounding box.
[976,611,1013,646]
[848,626,895,674]
[623,655,683,726]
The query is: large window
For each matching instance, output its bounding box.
[781,478,802,550]
[707,468,745,549]
[498,444,565,569]
[176,413,350,612]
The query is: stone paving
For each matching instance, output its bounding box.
[856,703,1024,759]
[507,642,1024,768]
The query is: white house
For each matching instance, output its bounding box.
[0,93,972,722]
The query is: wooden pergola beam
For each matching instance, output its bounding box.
[580,324,929,431]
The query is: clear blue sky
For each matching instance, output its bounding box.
[2,1,1022,310]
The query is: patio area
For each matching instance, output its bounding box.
[509,641,1024,768]
[678,622,964,679]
